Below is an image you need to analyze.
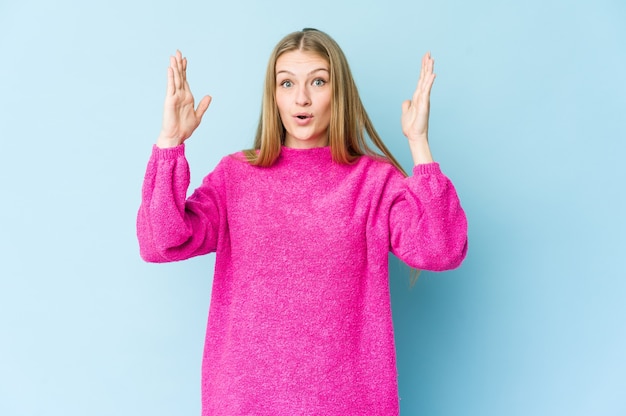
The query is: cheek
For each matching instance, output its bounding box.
[275,91,289,115]
[320,95,332,119]
[274,96,284,115]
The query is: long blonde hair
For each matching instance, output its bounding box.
[244,28,407,176]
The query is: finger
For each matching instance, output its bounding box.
[418,73,436,103]
[417,53,426,86]
[412,52,429,102]
[424,54,436,95]
[428,52,435,74]
[414,52,436,103]
[175,50,184,86]
[170,55,182,90]
[401,99,411,113]
[182,57,188,85]
[421,53,432,81]
[423,54,434,80]
[196,95,213,120]
[166,66,175,96]
[413,74,425,103]
[426,72,436,95]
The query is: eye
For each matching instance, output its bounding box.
[280,80,293,88]
[312,78,326,87]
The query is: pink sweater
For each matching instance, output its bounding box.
[137,144,467,415]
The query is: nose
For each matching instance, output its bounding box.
[295,85,311,107]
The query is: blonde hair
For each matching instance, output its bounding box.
[244,28,407,176]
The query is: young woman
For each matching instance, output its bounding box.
[138,28,467,415]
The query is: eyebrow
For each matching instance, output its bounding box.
[276,68,329,77]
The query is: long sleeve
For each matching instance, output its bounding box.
[388,162,468,271]
[136,145,467,415]
[136,144,224,263]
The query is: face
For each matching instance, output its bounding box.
[275,50,331,149]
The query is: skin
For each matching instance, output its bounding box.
[401,52,436,165]
[275,50,332,149]
[156,49,436,166]
[156,50,211,149]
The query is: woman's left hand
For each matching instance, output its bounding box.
[401,52,436,143]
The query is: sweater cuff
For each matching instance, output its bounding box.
[412,162,441,176]
[151,143,186,160]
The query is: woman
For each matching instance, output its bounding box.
[138,28,467,415]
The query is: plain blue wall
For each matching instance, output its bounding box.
[1,0,624,415]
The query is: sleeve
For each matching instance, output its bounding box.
[388,162,468,271]
[136,144,225,263]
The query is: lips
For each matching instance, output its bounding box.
[293,113,313,126]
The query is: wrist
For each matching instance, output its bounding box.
[156,133,183,149]
[408,137,434,165]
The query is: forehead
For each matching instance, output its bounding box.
[275,50,329,73]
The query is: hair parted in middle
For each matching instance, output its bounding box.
[244,28,407,176]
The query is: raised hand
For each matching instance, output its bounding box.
[401,52,436,164]
[157,50,212,148]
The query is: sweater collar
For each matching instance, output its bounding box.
[278,145,333,164]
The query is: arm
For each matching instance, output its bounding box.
[391,52,467,270]
[389,164,468,271]
[157,50,212,148]
[136,145,224,262]
[136,51,220,262]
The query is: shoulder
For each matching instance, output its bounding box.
[207,150,277,184]
[338,155,407,199]
[355,154,405,180]
[211,151,254,172]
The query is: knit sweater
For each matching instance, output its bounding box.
[137,144,467,415]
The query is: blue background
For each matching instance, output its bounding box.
[1,0,624,414]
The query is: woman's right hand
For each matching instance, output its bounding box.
[157,50,212,148]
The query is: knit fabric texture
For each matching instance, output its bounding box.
[137,144,468,415]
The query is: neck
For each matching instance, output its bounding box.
[283,133,329,149]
